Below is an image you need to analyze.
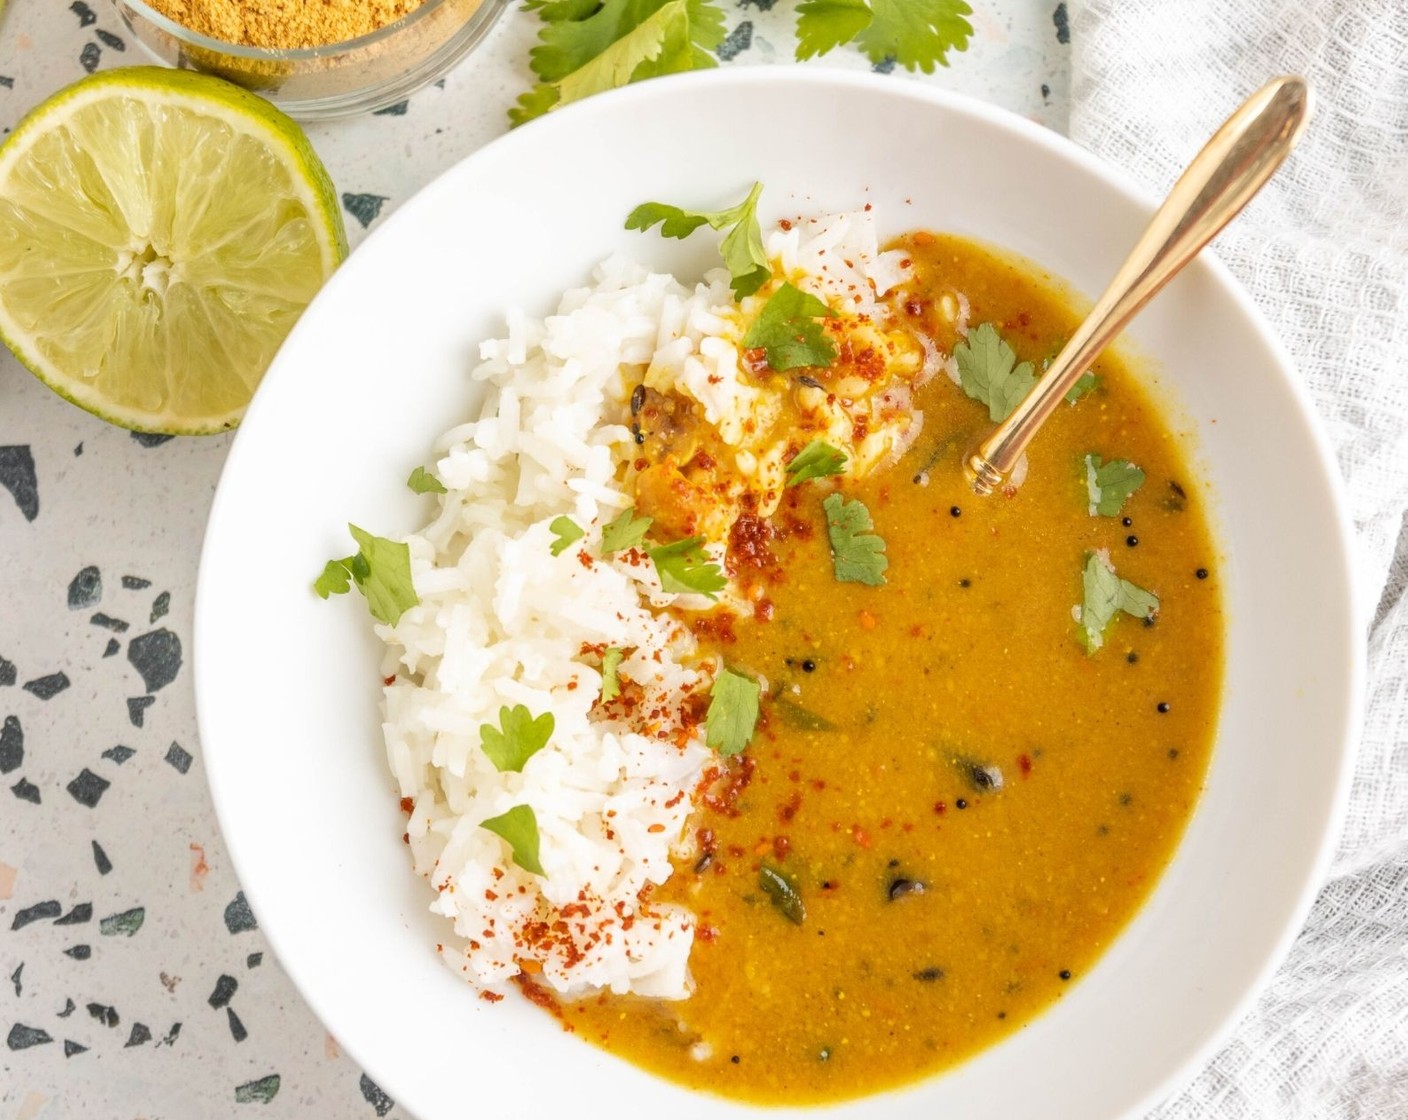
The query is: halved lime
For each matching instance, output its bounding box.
[0,67,347,434]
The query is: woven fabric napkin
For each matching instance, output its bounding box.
[1067,1,1408,1115]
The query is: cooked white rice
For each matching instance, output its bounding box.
[377,207,912,1000]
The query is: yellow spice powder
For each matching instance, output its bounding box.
[149,0,427,49]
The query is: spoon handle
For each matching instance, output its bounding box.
[965,75,1312,495]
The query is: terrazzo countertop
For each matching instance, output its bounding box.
[0,3,1071,1116]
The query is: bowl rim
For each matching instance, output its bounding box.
[115,0,508,60]
[195,65,1364,1119]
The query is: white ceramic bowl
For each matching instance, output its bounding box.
[195,69,1361,1120]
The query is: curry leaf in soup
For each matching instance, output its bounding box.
[627,181,769,299]
[406,466,447,494]
[707,667,761,756]
[648,537,728,598]
[1079,552,1159,652]
[953,322,1037,422]
[480,804,546,877]
[743,282,838,372]
[822,493,888,586]
[314,525,419,626]
[549,515,585,556]
[797,0,974,73]
[758,861,806,925]
[785,440,849,488]
[480,705,555,773]
[772,693,838,732]
[1085,455,1146,517]
[600,646,624,702]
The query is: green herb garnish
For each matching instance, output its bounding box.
[515,1,972,127]
[707,666,761,756]
[758,860,806,925]
[600,646,624,702]
[512,0,728,127]
[772,694,837,732]
[479,705,555,773]
[953,322,1037,422]
[743,282,837,372]
[1084,455,1146,518]
[406,466,447,494]
[601,507,653,554]
[626,181,769,299]
[1065,371,1098,404]
[796,0,973,72]
[314,524,419,626]
[821,492,888,586]
[1079,552,1159,653]
[647,537,728,597]
[480,804,546,877]
[549,515,585,556]
[785,440,848,488]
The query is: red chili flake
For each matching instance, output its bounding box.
[779,218,794,231]
[904,297,927,318]
[479,990,505,1004]
[754,598,775,622]
[727,513,777,575]
[851,825,872,849]
[779,790,804,823]
[1018,754,1033,777]
[566,680,578,691]
[772,835,791,859]
[576,550,593,569]
[934,801,947,815]
[696,924,719,942]
[743,347,770,375]
[400,797,414,813]
[402,833,410,844]
[383,675,397,686]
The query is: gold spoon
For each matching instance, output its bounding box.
[964,75,1312,495]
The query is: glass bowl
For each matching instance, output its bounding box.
[109,0,511,121]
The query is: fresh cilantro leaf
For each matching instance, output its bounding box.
[758,860,806,924]
[953,322,1038,422]
[549,515,585,556]
[821,493,888,586]
[314,559,352,598]
[742,282,838,372]
[600,646,624,702]
[627,182,769,299]
[785,440,848,488]
[479,705,555,773]
[647,537,728,597]
[601,508,653,554]
[1065,370,1098,404]
[797,0,972,73]
[1079,552,1159,653]
[480,804,546,877]
[1085,455,1146,518]
[314,525,420,626]
[707,667,760,756]
[512,0,726,127]
[524,0,601,18]
[407,466,447,494]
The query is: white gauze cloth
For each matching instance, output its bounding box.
[1068,2,1408,1116]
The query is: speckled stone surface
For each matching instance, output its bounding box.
[0,3,1071,1116]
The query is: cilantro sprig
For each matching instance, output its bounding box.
[1078,552,1159,653]
[516,2,973,127]
[601,507,653,554]
[743,282,837,372]
[480,804,546,877]
[407,466,447,494]
[821,492,888,586]
[954,322,1037,422]
[627,182,769,299]
[549,515,585,556]
[314,524,420,626]
[1085,455,1146,518]
[707,667,761,756]
[786,440,848,487]
[600,647,625,702]
[479,705,555,773]
[647,536,728,597]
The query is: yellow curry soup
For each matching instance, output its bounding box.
[547,233,1223,1104]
